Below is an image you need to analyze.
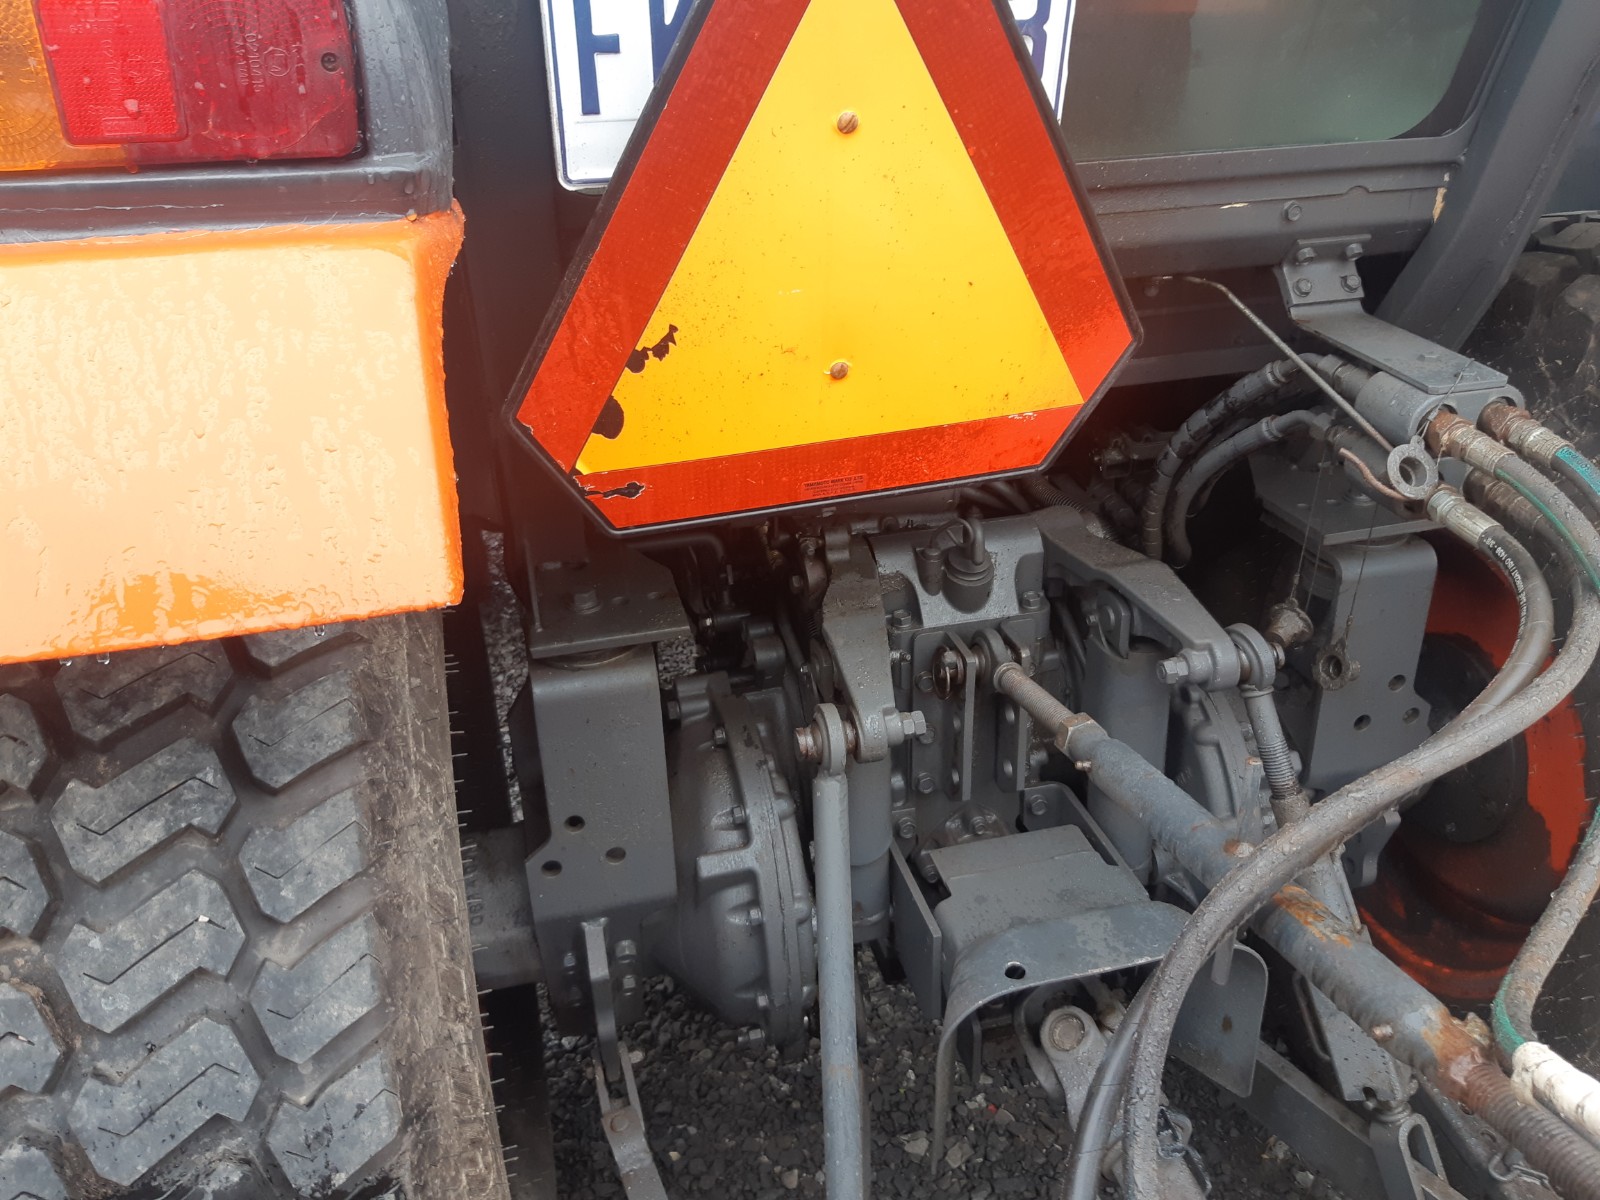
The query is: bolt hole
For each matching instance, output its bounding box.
[320,52,339,71]
[1397,457,1426,487]
[1004,962,1027,981]
[605,846,627,864]
[541,860,562,876]
[1389,674,1406,691]
[1403,707,1421,724]
[1323,655,1344,680]
[565,815,586,832]
[1354,714,1371,731]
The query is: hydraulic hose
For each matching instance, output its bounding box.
[1139,359,1308,561]
[997,649,1600,1200]
[1461,517,1555,720]
[1474,405,1600,1145]
[1164,409,1331,567]
[1113,485,1600,1200]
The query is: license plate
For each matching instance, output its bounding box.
[539,0,1076,190]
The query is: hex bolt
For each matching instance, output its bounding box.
[1047,1011,1087,1053]
[1020,589,1045,613]
[829,360,851,380]
[713,726,728,747]
[836,110,860,134]
[890,608,914,630]
[1341,274,1362,293]
[896,816,917,840]
[894,711,928,742]
[1293,277,1315,297]
[1283,201,1303,222]
[1156,655,1192,684]
[1028,794,1049,817]
[1344,242,1365,261]
[915,772,936,794]
[1293,246,1316,264]
[569,585,601,615]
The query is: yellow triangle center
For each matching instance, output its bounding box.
[576,0,1082,475]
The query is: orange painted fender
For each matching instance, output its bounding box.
[0,207,465,664]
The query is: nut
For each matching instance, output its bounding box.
[1047,1011,1087,1053]
[1156,655,1191,685]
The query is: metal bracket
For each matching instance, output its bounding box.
[1372,1104,1451,1200]
[588,922,669,1200]
[583,918,622,1084]
[1035,1005,1108,1122]
[820,541,900,762]
[1278,236,1370,317]
[594,1042,668,1200]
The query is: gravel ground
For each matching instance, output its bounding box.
[477,532,1345,1200]
[537,961,1343,1200]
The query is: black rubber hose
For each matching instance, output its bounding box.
[1060,980,1152,1200]
[1464,523,1555,719]
[1164,410,1329,567]
[1138,359,1303,560]
[1497,442,1600,1051]
[1117,499,1600,1199]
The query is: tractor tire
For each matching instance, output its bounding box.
[1461,214,1600,1071]
[0,613,510,1200]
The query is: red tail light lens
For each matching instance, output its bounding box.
[1,0,359,172]
[35,0,182,142]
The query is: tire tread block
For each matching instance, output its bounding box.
[52,740,236,883]
[67,1018,259,1186]
[0,1145,67,1200]
[250,917,382,1064]
[240,625,357,672]
[267,1054,400,1195]
[0,984,62,1094]
[0,696,48,795]
[0,832,48,939]
[58,648,230,745]
[233,674,366,790]
[240,791,367,922]
[58,872,244,1033]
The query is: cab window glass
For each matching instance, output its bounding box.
[1061,0,1501,160]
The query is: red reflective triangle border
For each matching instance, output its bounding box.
[509,0,1136,530]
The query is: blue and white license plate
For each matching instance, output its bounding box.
[539,0,1077,190]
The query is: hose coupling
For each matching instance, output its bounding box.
[1426,410,1514,474]
[1425,485,1501,544]
[1480,401,1573,468]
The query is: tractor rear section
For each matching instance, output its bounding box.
[9,2,1600,1200]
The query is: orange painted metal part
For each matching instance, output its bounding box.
[0,208,465,664]
[1359,539,1588,1006]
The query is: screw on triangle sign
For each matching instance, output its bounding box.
[509,0,1139,532]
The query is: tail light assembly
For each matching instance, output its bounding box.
[0,0,359,173]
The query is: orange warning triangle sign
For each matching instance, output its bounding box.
[510,0,1137,531]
